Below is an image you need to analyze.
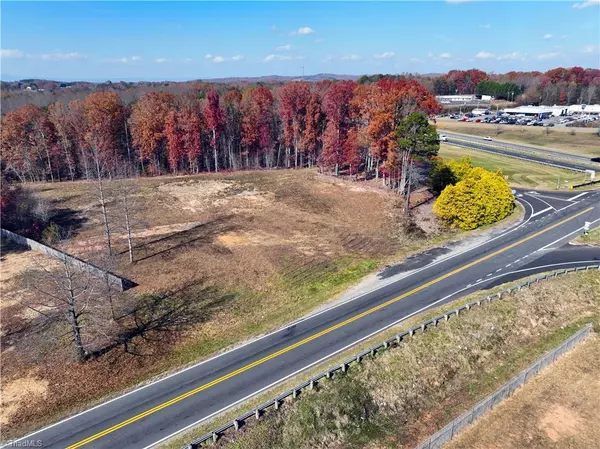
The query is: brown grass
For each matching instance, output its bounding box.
[446,335,600,449]
[162,270,600,449]
[1,169,460,439]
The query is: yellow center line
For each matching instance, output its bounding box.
[66,206,593,449]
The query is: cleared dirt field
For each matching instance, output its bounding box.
[439,144,583,190]
[437,119,600,157]
[1,169,453,438]
[446,335,600,449]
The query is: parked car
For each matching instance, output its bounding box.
[484,136,493,141]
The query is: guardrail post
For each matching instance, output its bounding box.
[466,303,471,311]
[234,419,240,431]
[356,355,361,363]
[444,314,449,321]
[326,370,332,379]
[383,341,389,349]
[292,389,298,399]
[370,348,376,357]
[421,323,426,332]
[409,329,415,337]
[310,380,316,389]
[497,292,502,298]
[455,308,460,316]
[396,334,402,343]
[255,409,261,419]
[341,363,347,373]
[274,399,280,410]
[212,432,218,443]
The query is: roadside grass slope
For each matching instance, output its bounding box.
[165,270,600,449]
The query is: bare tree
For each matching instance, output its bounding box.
[25,254,100,362]
[113,177,141,264]
[88,143,113,256]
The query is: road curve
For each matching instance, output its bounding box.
[5,189,600,449]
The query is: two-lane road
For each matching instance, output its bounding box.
[7,189,600,449]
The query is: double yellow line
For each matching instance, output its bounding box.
[66,206,593,448]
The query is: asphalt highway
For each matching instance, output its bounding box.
[440,130,600,172]
[6,188,600,449]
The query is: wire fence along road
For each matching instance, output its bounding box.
[414,322,593,449]
[180,264,600,449]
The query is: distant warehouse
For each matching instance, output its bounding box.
[501,105,567,118]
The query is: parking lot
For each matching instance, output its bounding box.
[439,111,599,129]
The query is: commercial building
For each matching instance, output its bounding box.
[567,104,600,115]
[501,105,567,118]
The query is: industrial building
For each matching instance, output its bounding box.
[501,105,567,118]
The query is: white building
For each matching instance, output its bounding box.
[436,94,477,104]
[502,106,555,117]
[567,104,600,115]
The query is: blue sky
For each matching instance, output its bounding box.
[1,1,599,81]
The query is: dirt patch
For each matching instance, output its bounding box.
[0,374,49,426]
[446,335,600,449]
[539,405,583,442]
[157,180,235,212]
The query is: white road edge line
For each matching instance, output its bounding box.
[0,195,539,446]
[537,217,600,251]
[142,259,600,449]
[531,206,552,218]
[569,192,588,202]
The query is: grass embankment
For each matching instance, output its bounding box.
[437,119,600,157]
[439,144,584,190]
[5,168,516,438]
[572,227,600,247]
[447,335,600,449]
[162,270,600,449]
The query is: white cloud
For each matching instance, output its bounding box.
[231,55,245,61]
[276,44,292,51]
[290,26,315,36]
[537,52,561,60]
[154,58,167,63]
[476,50,495,59]
[581,44,600,54]
[40,52,85,61]
[314,38,325,43]
[374,51,395,59]
[497,52,525,61]
[212,56,225,63]
[204,53,213,60]
[479,24,491,29]
[542,33,553,40]
[573,0,600,9]
[103,55,140,63]
[439,52,452,59]
[0,49,25,59]
[340,54,361,61]
[264,54,292,62]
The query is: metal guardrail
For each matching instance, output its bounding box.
[414,322,594,449]
[180,264,600,448]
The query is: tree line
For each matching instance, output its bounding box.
[1,79,442,189]
[431,66,600,106]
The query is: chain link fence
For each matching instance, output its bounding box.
[180,264,599,448]
[414,323,593,449]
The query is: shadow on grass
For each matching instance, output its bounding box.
[127,215,237,263]
[91,279,237,359]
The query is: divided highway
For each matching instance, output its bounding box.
[440,130,600,173]
[6,189,600,449]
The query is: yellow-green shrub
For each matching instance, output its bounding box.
[433,166,514,230]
